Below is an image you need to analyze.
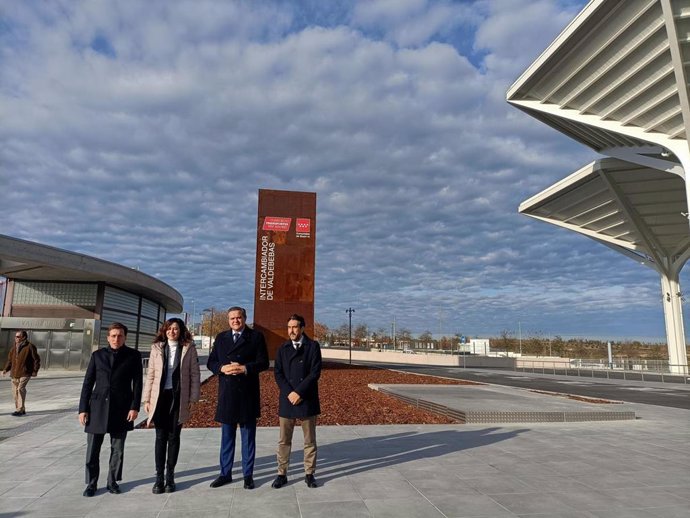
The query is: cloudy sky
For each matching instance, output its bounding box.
[2,0,683,341]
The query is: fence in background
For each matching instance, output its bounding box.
[515,358,688,384]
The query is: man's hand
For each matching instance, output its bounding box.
[221,362,247,375]
[144,402,151,414]
[288,391,302,405]
[127,410,138,422]
[79,412,89,426]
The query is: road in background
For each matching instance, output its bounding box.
[358,362,690,410]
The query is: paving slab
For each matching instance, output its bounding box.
[0,367,689,517]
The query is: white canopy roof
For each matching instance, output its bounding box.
[519,157,690,275]
[509,0,690,373]
[507,0,690,173]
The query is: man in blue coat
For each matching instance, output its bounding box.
[207,306,269,490]
[78,322,142,497]
[271,314,322,489]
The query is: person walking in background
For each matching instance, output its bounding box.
[142,318,200,494]
[207,306,268,490]
[2,330,41,416]
[272,314,322,489]
[78,322,142,497]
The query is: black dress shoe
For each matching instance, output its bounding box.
[243,476,254,489]
[210,475,232,488]
[83,485,96,497]
[107,483,121,494]
[164,480,176,493]
[271,475,288,488]
[305,474,318,488]
[152,476,164,494]
[11,411,22,417]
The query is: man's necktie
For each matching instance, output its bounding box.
[233,333,240,343]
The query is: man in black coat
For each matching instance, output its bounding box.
[271,314,322,489]
[78,322,142,497]
[207,306,269,490]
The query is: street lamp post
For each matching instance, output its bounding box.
[346,307,355,365]
[391,316,396,350]
[191,299,195,333]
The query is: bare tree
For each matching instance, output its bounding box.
[499,329,514,350]
[314,321,329,342]
[353,324,368,347]
[200,308,228,341]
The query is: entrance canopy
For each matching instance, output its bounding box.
[507,0,690,173]
[508,0,690,373]
[519,157,690,273]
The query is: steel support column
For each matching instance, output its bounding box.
[660,270,688,375]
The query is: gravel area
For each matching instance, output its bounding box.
[185,362,477,427]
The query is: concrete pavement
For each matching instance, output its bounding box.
[0,366,689,517]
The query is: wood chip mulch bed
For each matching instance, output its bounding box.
[184,362,478,427]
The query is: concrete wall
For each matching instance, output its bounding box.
[515,356,571,369]
[321,348,516,368]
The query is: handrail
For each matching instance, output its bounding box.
[514,359,689,384]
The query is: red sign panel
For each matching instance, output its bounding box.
[296,218,311,235]
[262,217,292,232]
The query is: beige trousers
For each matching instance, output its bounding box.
[11,376,31,412]
[277,416,317,475]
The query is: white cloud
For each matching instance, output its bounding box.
[353,0,479,48]
[1,0,678,341]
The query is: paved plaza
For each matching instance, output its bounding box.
[0,365,689,518]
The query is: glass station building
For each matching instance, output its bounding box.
[0,234,183,370]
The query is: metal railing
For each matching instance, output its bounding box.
[515,359,689,384]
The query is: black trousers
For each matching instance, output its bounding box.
[85,431,127,486]
[153,389,182,477]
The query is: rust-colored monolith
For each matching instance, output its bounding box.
[253,189,316,359]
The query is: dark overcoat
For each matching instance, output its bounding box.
[274,334,322,419]
[79,345,143,434]
[207,327,269,425]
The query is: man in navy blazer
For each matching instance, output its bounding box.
[207,306,268,490]
[78,322,142,497]
[271,314,322,489]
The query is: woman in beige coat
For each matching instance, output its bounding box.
[142,318,200,494]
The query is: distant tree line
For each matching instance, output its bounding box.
[314,321,682,360]
[194,313,682,360]
[492,329,676,359]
